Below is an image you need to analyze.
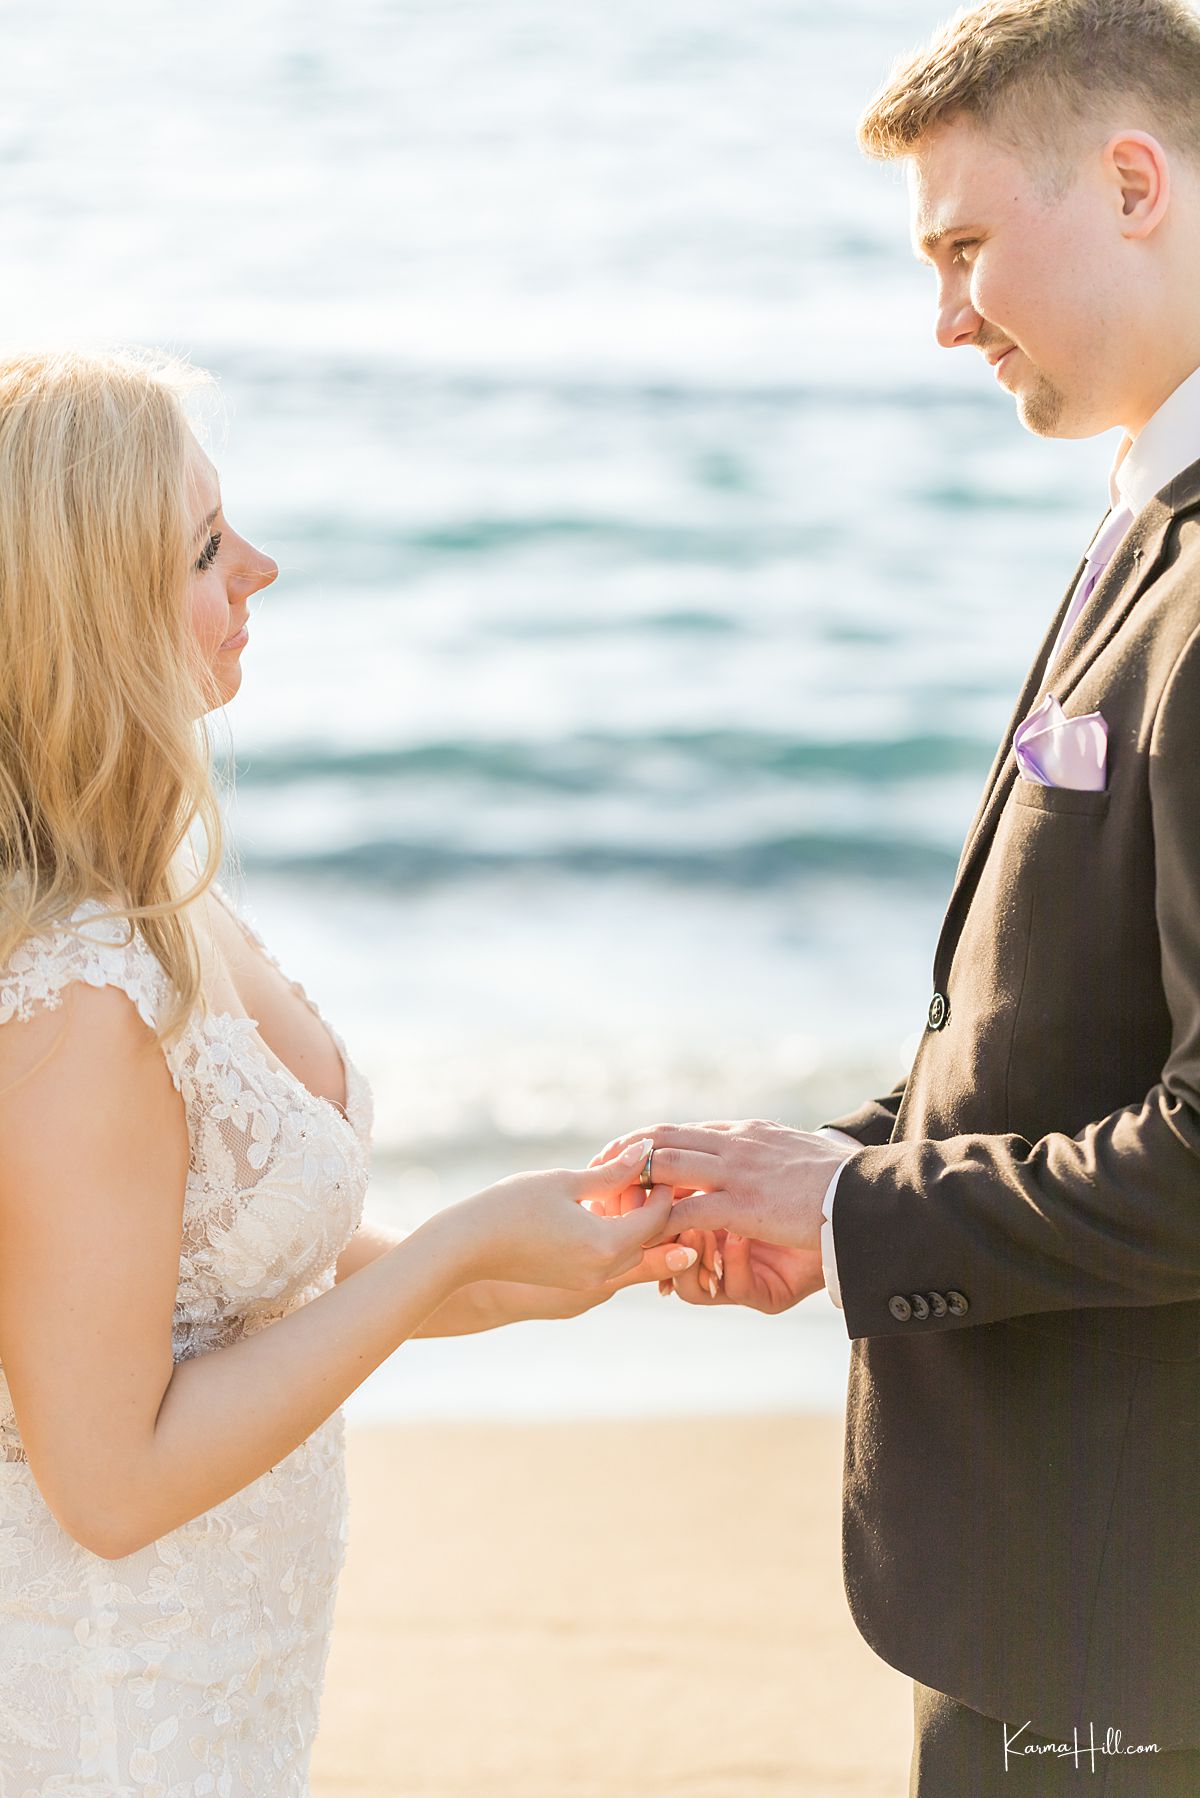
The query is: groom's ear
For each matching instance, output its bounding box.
[1102,130,1171,243]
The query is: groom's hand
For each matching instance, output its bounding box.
[652,1227,828,1314]
[589,1119,848,1253]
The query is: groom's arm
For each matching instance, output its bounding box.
[832,623,1200,1339]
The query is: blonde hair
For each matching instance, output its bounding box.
[858,0,1200,183]
[0,347,230,1047]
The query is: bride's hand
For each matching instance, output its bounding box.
[449,1140,689,1291]
[584,1173,723,1299]
[496,1230,701,1321]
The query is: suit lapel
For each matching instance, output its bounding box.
[952,544,1089,883]
[932,461,1200,987]
[1045,495,1175,710]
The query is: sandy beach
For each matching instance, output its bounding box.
[311,1415,914,1798]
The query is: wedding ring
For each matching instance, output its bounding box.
[638,1147,656,1191]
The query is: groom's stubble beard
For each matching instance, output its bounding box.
[976,333,1070,437]
[1016,364,1070,437]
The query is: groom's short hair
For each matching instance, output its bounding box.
[858,0,1200,187]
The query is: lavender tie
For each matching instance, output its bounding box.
[1046,501,1133,673]
[1014,499,1131,790]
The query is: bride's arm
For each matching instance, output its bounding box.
[334,1216,407,1283]
[335,1215,693,1334]
[0,991,681,1561]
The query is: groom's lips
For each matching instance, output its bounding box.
[987,345,1018,379]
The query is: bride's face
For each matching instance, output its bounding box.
[186,437,278,711]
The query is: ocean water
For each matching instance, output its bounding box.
[3,0,1120,1416]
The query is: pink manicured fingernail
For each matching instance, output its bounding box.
[621,1137,655,1164]
[665,1247,697,1272]
[706,1273,719,1298]
[658,1280,674,1297]
[713,1251,725,1282]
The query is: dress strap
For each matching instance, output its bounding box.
[0,899,169,1038]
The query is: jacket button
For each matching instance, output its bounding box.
[946,1290,970,1316]
[927,1291,948,1316]
[909,1294,930,1320]
[888,1294,913,1322]
[927,991,950,1031]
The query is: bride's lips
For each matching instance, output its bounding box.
[220,624,249,650]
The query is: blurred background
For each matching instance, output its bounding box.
[3,0,1116,1419]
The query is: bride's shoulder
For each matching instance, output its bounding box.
[0,891,165,1033]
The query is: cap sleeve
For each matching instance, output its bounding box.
[0,900,169,1037]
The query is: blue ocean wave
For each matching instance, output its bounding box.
[237,829,958,893]
[221,730,993,794]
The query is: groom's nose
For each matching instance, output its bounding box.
[935,285,983,350]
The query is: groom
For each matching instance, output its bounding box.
[598,1,1200,1789]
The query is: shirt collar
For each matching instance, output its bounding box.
[1109,361,1200,516]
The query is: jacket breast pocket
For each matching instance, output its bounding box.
[1012,780,1110,819]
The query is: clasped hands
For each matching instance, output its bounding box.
[587,1119,849,1315]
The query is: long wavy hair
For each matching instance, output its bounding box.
[0,347,230,1047]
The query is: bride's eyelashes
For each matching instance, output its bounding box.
[195,530,222,574]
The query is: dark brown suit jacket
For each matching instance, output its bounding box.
[823,453,1200,1748]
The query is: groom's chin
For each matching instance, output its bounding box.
[1013,382,1068,438]
[1015,380,1114,442]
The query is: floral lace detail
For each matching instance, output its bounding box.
[0,890,374,1793]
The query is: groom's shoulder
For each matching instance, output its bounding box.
[1130,512,1200,729]
[1155,466,1200,594]
[1158,508,1200,617]
[1135,504,1200,651]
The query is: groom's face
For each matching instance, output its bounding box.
[907,115,1126,439]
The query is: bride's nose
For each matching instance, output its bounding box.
[240,544,279,596]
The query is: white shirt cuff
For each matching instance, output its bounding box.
[815,1126,860,1312]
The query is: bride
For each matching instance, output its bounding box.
[0,347,697,1793]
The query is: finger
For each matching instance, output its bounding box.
[633,1146,727,1193]
[700,1229,724,1300]
[618,1181,649,1217]
[596,1181,645,1218]
[687,1228,720,1300]
[605,1239,700,1290]
[573,1139,655,1201]
[603,1187,676,1264]
[658,1229,705,1301]
[667,1191,738,1236]
[668,1228,726,1305]
[590,1124,733,1167]
[588,1128,663,1169]
[719,1230,755,1306]
[587,1182,644,1219]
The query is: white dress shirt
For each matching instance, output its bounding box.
[815,359,1200,1313]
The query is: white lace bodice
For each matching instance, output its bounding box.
[0,883,373,1793]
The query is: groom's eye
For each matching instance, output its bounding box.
[950,239,979,265]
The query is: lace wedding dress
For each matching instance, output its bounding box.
[0,882,373,1796]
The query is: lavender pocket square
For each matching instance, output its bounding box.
[1013,692,1107,792]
